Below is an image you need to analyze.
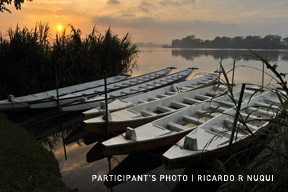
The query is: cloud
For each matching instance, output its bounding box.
[159,0,195,6]
[138,1,155,13]
[93,15,236,31]
[107,0,121,5]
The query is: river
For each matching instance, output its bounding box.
[39,48,288,192]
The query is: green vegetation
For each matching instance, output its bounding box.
[166,35,288,49]
[0,0,32,13]
[0,113,73,191]
[213,51,288,191]
[0,23,138,99]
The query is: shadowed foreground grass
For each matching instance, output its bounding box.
[0,113,73,192]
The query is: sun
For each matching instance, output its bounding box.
[57,25,63,31]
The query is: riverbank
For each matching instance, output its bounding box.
[0,113,74,192]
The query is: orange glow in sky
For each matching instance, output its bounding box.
[0,0,288,44]
[57,25,63,31]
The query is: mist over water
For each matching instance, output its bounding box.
[135,48,288,88]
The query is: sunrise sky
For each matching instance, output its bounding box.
[1,0,288,44]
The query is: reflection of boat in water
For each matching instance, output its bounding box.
[61,68,195,111]
[104,150,167,189]
[163,91,281,170]
[83,71,220,119]
[86,142,107,163]
[101,88,254,156]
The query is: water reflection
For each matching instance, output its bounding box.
[171,49,288,62]
[23,48,288,191]
[105,149,167,188]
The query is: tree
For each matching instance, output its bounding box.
[0,0,32,13]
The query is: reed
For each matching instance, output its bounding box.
[214,51,288,192]
[0,23,138,99]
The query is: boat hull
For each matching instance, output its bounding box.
[85,114,166,135]
[0,74,130,111]
[82,72,220,119]
[163,123,271,170]
[102,130,193,156]
[62,68,194,111]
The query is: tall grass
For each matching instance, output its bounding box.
[0,23,138,99]
[214,51,288,192]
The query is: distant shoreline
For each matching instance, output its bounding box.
[161,47,288,51]
[162,35,288,49]
[138,46,288,51]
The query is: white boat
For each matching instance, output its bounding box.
[0,74,131,111]
[101,88,256,156]
[85,85,227,135]
[163,91,281,170]
[61,68,196,111]
[28,67,174,109]
[83,72,221,119]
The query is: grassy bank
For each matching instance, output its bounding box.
[0,113,73,192]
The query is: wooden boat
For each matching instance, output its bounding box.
[163,91,281,170]
[101,88,256,156]
[61,68,195,111]
[28,67,174,110]
[83,71,221,119]
[85,85,227,134]
[0,74,131,111]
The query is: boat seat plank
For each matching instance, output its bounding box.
[148,97,159,101]
[138,100,148,104]
[195,94,211,101]
[171,101,190,109]
[224,118,257,132]
[240,112,262,120]
[121,91,129,95]
[142,110,157,117]
[206,92,217,97]
[255,102,279,110]
[216,100,234,107]
[130,88,139,92]
[167,122,189,132]
[183,115,204,125]
[166,91,176,95]
[209,105,227,112]
[211,125,228,134]
[246,107,275,117]
[184,97,201,105]
[197,110,215,117]
[157,94,169,98]
[265,99,281,105]
[157,105,175,113]
[210,125,234,138]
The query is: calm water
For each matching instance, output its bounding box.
[40,48,288,192]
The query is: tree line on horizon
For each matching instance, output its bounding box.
[166,35,288,49]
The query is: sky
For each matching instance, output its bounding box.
[1,0,288,44]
